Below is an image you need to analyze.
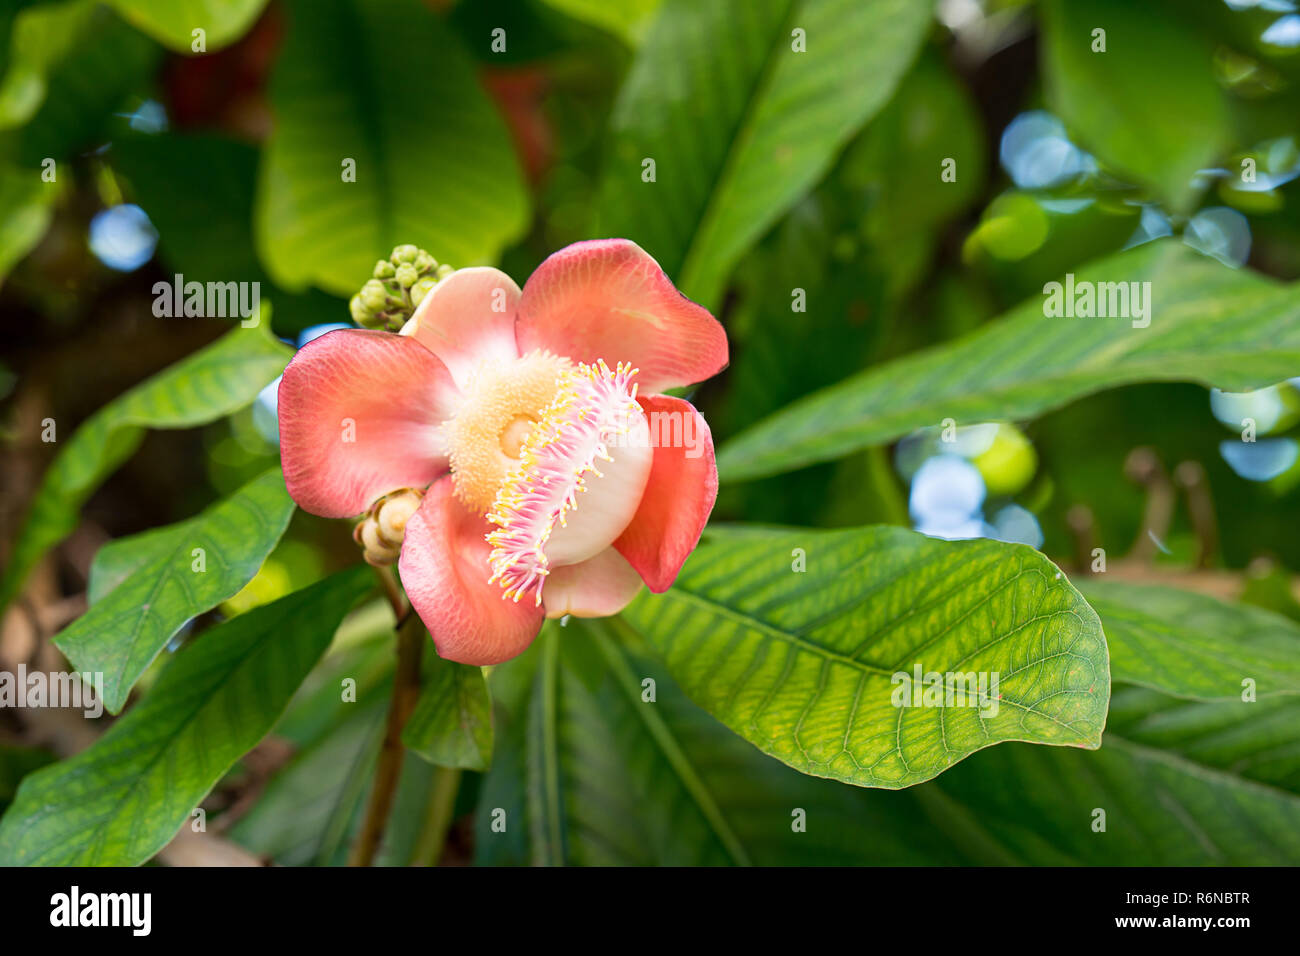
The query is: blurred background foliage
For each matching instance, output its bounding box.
[3,0,1300,864]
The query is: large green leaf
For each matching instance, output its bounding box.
[476,619,967,865]
[595,0,932,308]
[479,624,1299,865]
[1082,580,1300,702]
[0,325,291,614]
[255,0,528,296]
[54,468,296,714]
[716,241,1300,482]
[1041,0,1229,212]
[620,525,1110,789]
[403,653,493,771]
[0,567,372,866]
[107,0,268,52]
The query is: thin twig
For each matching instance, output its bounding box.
[349,606,425,866]
[372,564,408,620]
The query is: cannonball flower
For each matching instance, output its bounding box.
[278,239,728,665]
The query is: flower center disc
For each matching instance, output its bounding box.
[447,351,572,512]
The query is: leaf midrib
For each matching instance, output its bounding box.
[675,0,803,293]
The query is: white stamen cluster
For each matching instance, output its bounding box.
[485,360,641,605]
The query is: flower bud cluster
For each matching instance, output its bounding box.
[349,245,454,331]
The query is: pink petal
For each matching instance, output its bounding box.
[515,239,728,393]
[403,267,521,387]
[614,395,717,592]
[401,476,544,665]
[542,546,644,619]
[279,329,459,518]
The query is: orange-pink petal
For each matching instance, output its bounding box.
[542,546,644,619]
[279,329,459,518]
[400,476,545,665]
[403,267,521,387]
[614,394,717,592]
[515,239,728,394]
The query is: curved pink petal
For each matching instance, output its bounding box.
[279,329,459,518]
[403,266,521,387]
[515,239,728,393]
[400,476,544,665]
[542,546,644,619]
[614,394,717,592]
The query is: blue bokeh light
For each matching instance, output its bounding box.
[909,455,988,540]
[1220,438,1299,481]
[999,111,1096,190]
[990,504,1045,549]
[253,378,281,446]
[1262,14,1300,46]
[88,204,158,272]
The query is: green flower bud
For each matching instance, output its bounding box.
[410,276,438,307]
[391,244,420,264]
[360,279,390,313]
[373,259,396,280]
[349,294,370,324]
[395,263,419,288]
[436,263,454,279]
[414,251,436,273]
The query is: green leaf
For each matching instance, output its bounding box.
[0,161,59,285]
[0,746,55,815]
[1107,686,1300,793]
[619,524,1110,789]
[595,0,932,308]
[1041,0,1229,212]
[539,0,661,45]
[0,567,372,866]
[228,616,398,864]
[255,0,528,296]
[0,0,94,129]
[403,653,493,771]
[927,722,1300,865]
[918,591,1300,865]
[1082,580,1300,702]
[476,619,969,865]
[230,685,389,866]
[54,468,296,714]
[0,324,291,614]
[106,0,268,52]
[717,241,1300,482]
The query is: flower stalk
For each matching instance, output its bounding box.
[349,567,425,867]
